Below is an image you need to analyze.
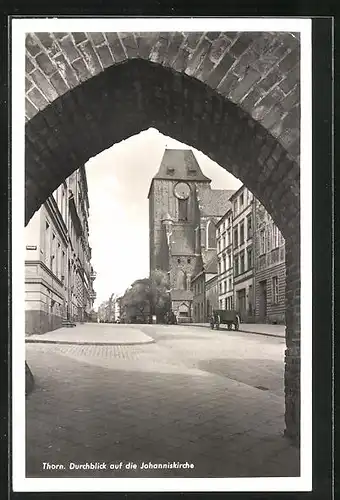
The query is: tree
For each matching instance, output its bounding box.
[121,279,151,323]
[149,269,171,322]
[120,271,171,324]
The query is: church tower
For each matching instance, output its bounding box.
[148,149,212,322]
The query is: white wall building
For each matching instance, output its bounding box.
[25,166,96,335]
[229,186,255,322]
[216,208,234,310]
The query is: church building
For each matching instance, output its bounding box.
[148,149,235,323]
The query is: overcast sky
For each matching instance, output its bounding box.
[85,128,242,309]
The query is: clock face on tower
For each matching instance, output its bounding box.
[174,182,190,200]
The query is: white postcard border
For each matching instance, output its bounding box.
[11,17,312,492]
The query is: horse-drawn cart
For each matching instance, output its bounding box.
[210,309,240,331]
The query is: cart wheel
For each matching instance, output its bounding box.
[227,323,232,330]
[234,315,240,331]
[216,315,220,330]
[210,319,214,330]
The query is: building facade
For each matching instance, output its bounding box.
[216,208,234,310]
[191,271,205,323]
[205,268,219,319]
[25,166,96,335]
[113,296,122,322]
[148,148,235,323]
[98,294,115,323]
[229,186,255,323]
[191,255,218,323]
[253,199,286,324]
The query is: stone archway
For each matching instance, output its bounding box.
[25,32,300,443]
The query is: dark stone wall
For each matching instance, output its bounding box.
[25,32,300,162]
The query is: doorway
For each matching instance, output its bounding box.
[259,280,267,322]
[237,288,246,321]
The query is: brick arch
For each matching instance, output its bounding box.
[26,57,299,232]
[25,33,301,444]
[26,31,300,156]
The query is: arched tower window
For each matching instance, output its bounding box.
[176,269,187,290]
[178,199,189,221]
[207,220,216,249]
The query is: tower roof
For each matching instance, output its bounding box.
[153,149,211,182]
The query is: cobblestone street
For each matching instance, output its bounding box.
[26,324,299,478]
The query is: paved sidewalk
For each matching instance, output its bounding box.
[25,323,154,345]
[188,323,285,338]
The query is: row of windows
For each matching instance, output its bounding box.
[233,214,252,248]
[193,278,281,312]
[43,220,66,282]
[218,253,232,274]
[53,183,67,223]
[216,190,253,238]
[217,213,253,252]
[193,302,205,319]
[259,223,284,255]
[217,228,232,252]
[217,278,280,306]
[217,215,232,235]
[44,218,84,291]
[193,280,204,295]
[219,296,234,310]
[53,178,91,262]
[233,189,253,216]
[234,248,253,276]
[219,278,233,295]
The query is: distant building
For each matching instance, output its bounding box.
[148,148,235,323]
[191,254,218,322]
[98,294,119,323]
[229,186,255,322]
[205,270,219,320]
[253,199,286,324]
[191,272,205,323]
[113,296,122,321]
[25,166,96,335]
[216,208,234,310]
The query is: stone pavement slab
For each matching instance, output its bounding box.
[188,323,285,338]
[25,323,154,345]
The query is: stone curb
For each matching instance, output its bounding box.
[239,330,284,339]
[184,323,285,339]
[25,338,156,346]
